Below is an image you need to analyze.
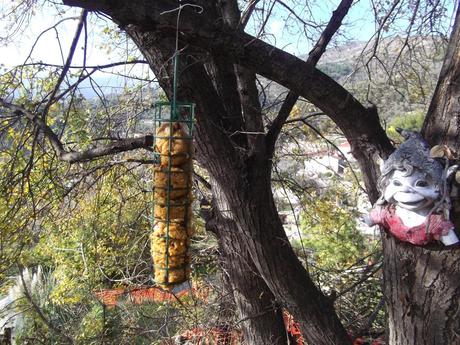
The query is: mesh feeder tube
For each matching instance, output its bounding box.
[151,102,194,289]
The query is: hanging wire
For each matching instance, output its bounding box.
[160,3,204,120]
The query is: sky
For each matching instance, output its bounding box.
[259,0,378,55]
[0,1,379,68]
[0,1,457,77]
[0,2,107,67]
[0,1,154,97]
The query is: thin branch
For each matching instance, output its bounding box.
[355,297,385,336]
[193,171,211,190]
[20,60,148,70]
[275,0,314,28]
[283,112,325,124]
[41,9,88,119]
[335,263,382,299]
[299,118,366,193]
[265,0,354,157]
[0,99,153,163]
[239,0,261,29]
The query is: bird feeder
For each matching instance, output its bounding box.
[151,53,195,288]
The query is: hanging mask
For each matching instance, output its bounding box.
[365,130,459,246]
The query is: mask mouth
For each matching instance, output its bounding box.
[394,192,430,210]
[394,192,425,203]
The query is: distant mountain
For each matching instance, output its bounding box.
[285,36,446,122]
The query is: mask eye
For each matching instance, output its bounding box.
[392,180,402,186]
[415,180,429,187]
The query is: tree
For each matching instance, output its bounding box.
[0,1,459,344]
[383,5,460,344]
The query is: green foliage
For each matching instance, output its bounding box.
[386,110,425,141]
[299,181,366,270]
[30,166,151,304]
[76,303,121,344]
[0,116,69,280]
[13,269,137,344]
[13,269,89,344]
[296,180,384,334]
[10,267,220,344]
[318,62,353,81]
[0,60,155,296]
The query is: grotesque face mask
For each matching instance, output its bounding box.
[383,169,440,212]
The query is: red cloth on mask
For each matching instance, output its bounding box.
[369,205,453,245]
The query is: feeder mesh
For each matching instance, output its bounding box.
[151,102,194,289]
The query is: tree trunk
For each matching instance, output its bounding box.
[202,192,288,345]
[216,220,288,345]
[383,235,460,344]
[423,5,460,153]
[382,6,460,345]
[205,154,352,345]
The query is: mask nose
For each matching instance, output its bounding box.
[399,184,413,193]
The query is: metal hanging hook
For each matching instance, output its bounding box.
[160,3,204,120]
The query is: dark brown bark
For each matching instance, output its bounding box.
[381,6,460,345]
[202,190,287,345]
[225,171,351,344]
[180,60,351,344]
[383,236,460,345]
[423,5,460,151]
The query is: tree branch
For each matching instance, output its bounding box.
[265,0,354,158]
[220,0,265,154]
[423,4,460,148]
[0,99,153,163]
[20,60,148,70]
[239,0,261,29]
[41,9,88,119]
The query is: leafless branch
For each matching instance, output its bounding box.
[41,9,88,119]
[20,60,148,70]
[275,0,314,29]
[239,0,261,29]
[265,0,354,157]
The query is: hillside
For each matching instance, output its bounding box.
[316,36,446,122]
[257,37,445,125]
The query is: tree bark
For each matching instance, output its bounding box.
[423,5,460,152]
[381,6,460,345]
[202,192,287,345]
[383,235,460,345]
